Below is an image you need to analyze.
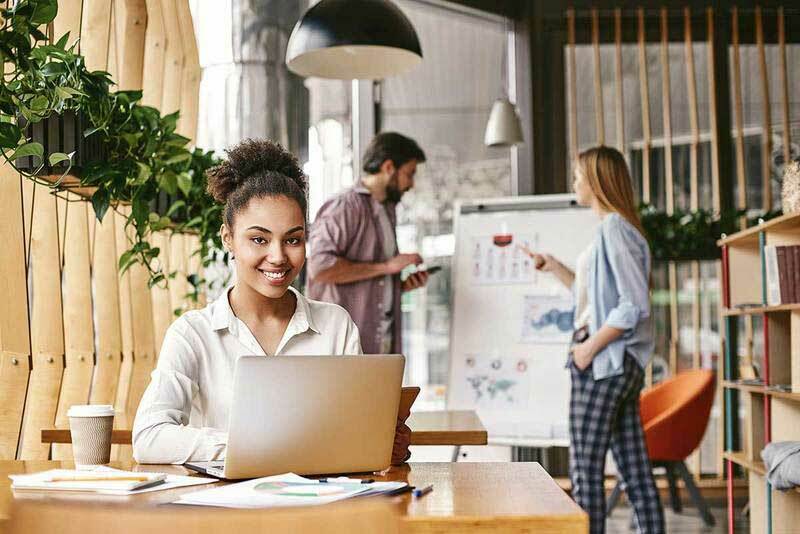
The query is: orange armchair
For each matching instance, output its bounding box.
[607,369,716,526]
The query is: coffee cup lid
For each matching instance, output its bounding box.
[67,404,115,417]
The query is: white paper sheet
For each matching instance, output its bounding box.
[173,473,407,508]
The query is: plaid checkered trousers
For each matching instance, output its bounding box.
[569,353,665,534]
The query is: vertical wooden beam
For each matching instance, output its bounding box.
[684,5,703,478]
[637,8,652,205]
[141,0,167,107]
[159,0,185,115]
[660,8,678,378]
[177,0,200,142]
[150,232,172,359]
[778,8,791,170]
[184,233,204,308]
[53,197,95,460]
[51,0,82,46]
[79,0,113,72]
[114,0,148,91]
[660,7,674,215]
[113,210,135,461]
[707,9,721,217]
[591,8,604,146]
[89,211,123,407]
[614,8,624,152]
[0,169,31,460]
[19,184,65,460]
[685,8,700,213]
[755,7,773,211]
[169,233,188,317]
[731,7,747,229]
[567,8,578,163]
[125,261,156,422]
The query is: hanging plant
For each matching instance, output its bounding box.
[0,0,222,290]
[639,204,782,262]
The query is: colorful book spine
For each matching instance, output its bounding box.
[793,246,800,303]
[776,246,791,304]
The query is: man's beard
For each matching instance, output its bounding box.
[384,171,403,204]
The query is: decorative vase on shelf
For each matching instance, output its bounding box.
[782,160,800,215]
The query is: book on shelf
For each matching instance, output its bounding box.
[765,245,800,305]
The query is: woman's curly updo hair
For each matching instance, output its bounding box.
[206,138,307,228]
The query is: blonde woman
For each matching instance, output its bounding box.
[522,146,664,534]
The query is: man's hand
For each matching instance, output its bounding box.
[384,253,423,275]
[391,417,411,465]
[402,270,428,292]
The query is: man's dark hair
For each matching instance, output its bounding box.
[362,132,426,174]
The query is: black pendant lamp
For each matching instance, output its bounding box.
[286,0,422,80]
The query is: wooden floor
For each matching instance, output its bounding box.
[607,503,748,533]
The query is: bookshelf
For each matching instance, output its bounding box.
[719,212,800,533]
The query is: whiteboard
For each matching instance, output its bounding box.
[446,194,599,445]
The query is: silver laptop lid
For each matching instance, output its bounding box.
[224,355,405,479]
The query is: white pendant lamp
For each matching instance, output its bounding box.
[286,0,423,80]
[484,98,524,147]
[484,20,523,147]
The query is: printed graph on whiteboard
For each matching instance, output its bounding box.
[469,232,538,285]
[520,295,574,344]
[463,355,532,409]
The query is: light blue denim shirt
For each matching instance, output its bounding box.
[584,212,654,380]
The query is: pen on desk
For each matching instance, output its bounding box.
[412,484,433,498]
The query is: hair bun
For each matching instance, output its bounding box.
[206,138,305,204]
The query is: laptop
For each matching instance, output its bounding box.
[186,354,405,479]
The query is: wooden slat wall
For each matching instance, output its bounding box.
[52,197,95,460]
[0,170,32,460]
[141,0,166,108]
[19,182,66,460]
[89,212,123,407]
[0,0,205,462]
[177,0,200,142]
[151,232,173,358]
[159,0,184,115]
[113,210,136,461]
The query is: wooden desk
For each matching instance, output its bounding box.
[0,461,587,533]
[407,410,487,446]
[41,410,488,447]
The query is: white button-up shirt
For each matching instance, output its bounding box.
[132,286,362,464]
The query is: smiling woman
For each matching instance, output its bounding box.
[132,138,412,465]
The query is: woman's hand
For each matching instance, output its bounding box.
[391,417,411,465]
[518,244,558,272]
[518,245,575,289]
[571,340,596,371]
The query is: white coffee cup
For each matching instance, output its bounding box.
[67,405,115,466]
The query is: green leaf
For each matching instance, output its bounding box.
[29,95,49,112]
[54,86,74,100]
[55,32,70,50]
[118,250,134,271]
[164,152,191,166]
[48,152,72,166]
[177,172,192,196]
[148,272,166,289]
[11,142,44,162]
[91,189,110,221]
[0,122,21,149]
[165,200,186,218]
[135,162,151,185]
[30,0,58,25]
[158,171,178,195]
